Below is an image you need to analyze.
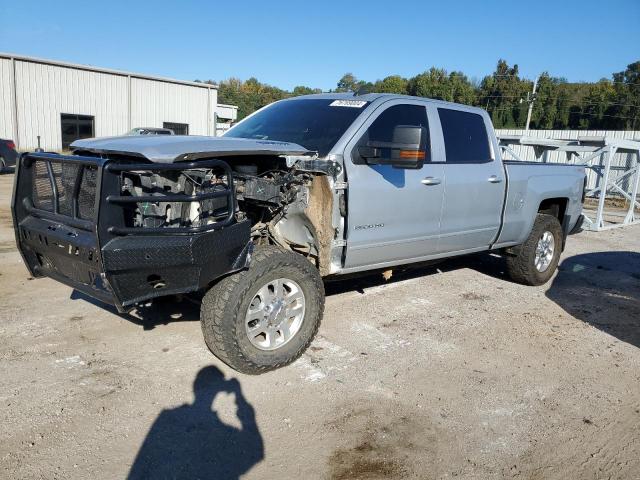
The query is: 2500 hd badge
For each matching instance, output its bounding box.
[354,223,385,230]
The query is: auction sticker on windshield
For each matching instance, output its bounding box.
[330,100,368,108]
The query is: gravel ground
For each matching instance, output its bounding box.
[1,171,639,480]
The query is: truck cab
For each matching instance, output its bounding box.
[335,96,506,270]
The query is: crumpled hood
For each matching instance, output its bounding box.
[70,135,314,163]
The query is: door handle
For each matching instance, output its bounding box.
[421,177,442,186]
[488,175,503,183]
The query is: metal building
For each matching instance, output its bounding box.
[0,53,236,151]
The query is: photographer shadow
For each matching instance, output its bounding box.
[128,366,264,480]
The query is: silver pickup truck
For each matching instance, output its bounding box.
[12,93,586,374]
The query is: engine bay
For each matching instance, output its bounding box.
[119,156,313,243]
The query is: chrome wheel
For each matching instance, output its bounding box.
[244,278,305,351]
[534,231,555,272]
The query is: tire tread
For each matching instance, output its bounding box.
[505,213,562,286]
[200,246,324,374]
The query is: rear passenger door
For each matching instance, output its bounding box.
[435,107,504,252]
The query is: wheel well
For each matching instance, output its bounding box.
[538,198,568,223]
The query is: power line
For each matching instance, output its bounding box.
[566,110,639,121]
[607,80,640,88]
[482,95,526,99]
[572,100,640,109]
[486,106,638,122]
[483,74,640,89]
[481,95,640,109]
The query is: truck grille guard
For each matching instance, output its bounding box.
[103,160,236,235]
[12,152,251,312]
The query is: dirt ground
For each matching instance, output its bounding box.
[1,171,639,480]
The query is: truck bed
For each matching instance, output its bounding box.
[495,161,586,248]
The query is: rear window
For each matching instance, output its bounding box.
[438,108,491,164]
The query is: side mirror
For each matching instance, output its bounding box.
[358,125,427,169]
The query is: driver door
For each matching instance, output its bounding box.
[343,101,445,269]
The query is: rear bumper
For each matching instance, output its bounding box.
[12,152,250,312]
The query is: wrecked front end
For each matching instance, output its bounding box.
[12,152,251,312]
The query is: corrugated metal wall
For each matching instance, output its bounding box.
[496,129,640,192]
[0,56,217,151]
[0,58,16,142]
[130,78,212,136]
[14,60,129,150]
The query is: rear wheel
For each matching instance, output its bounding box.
[200,246,324,374]
[0,156,6,173]
[505,213,563,286]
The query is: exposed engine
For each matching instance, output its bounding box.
[120,158,311,245]
[121,169,230,229]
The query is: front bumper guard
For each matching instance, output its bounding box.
[12,152,251,312]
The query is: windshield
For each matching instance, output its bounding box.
[224,99,369,156]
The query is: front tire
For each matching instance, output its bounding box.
[505,213,563,286]
[200,246,324,374]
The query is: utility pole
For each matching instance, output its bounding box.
[525,76,539,131]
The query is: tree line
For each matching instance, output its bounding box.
[202,59,640,130]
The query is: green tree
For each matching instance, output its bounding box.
[529,73,559,129]
[373,75,408,94]
[336,73,359,92]
[292,86,322,96]
[478,60,529,128]
[556,81,590,129]
[407,68,451,99]
[448,71,476,104]
[580,79,617,128]
[610,61,640,129]
[212,59,640,128]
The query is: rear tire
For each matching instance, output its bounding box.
[0,156,6,173]
[200,245,324,374]
[505,213,563,286]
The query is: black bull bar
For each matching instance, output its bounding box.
[11,152,251,312]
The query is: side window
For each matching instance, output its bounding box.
[367,104,429,146]
[438,108,491,163]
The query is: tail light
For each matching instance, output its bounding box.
[6,140,16,150]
